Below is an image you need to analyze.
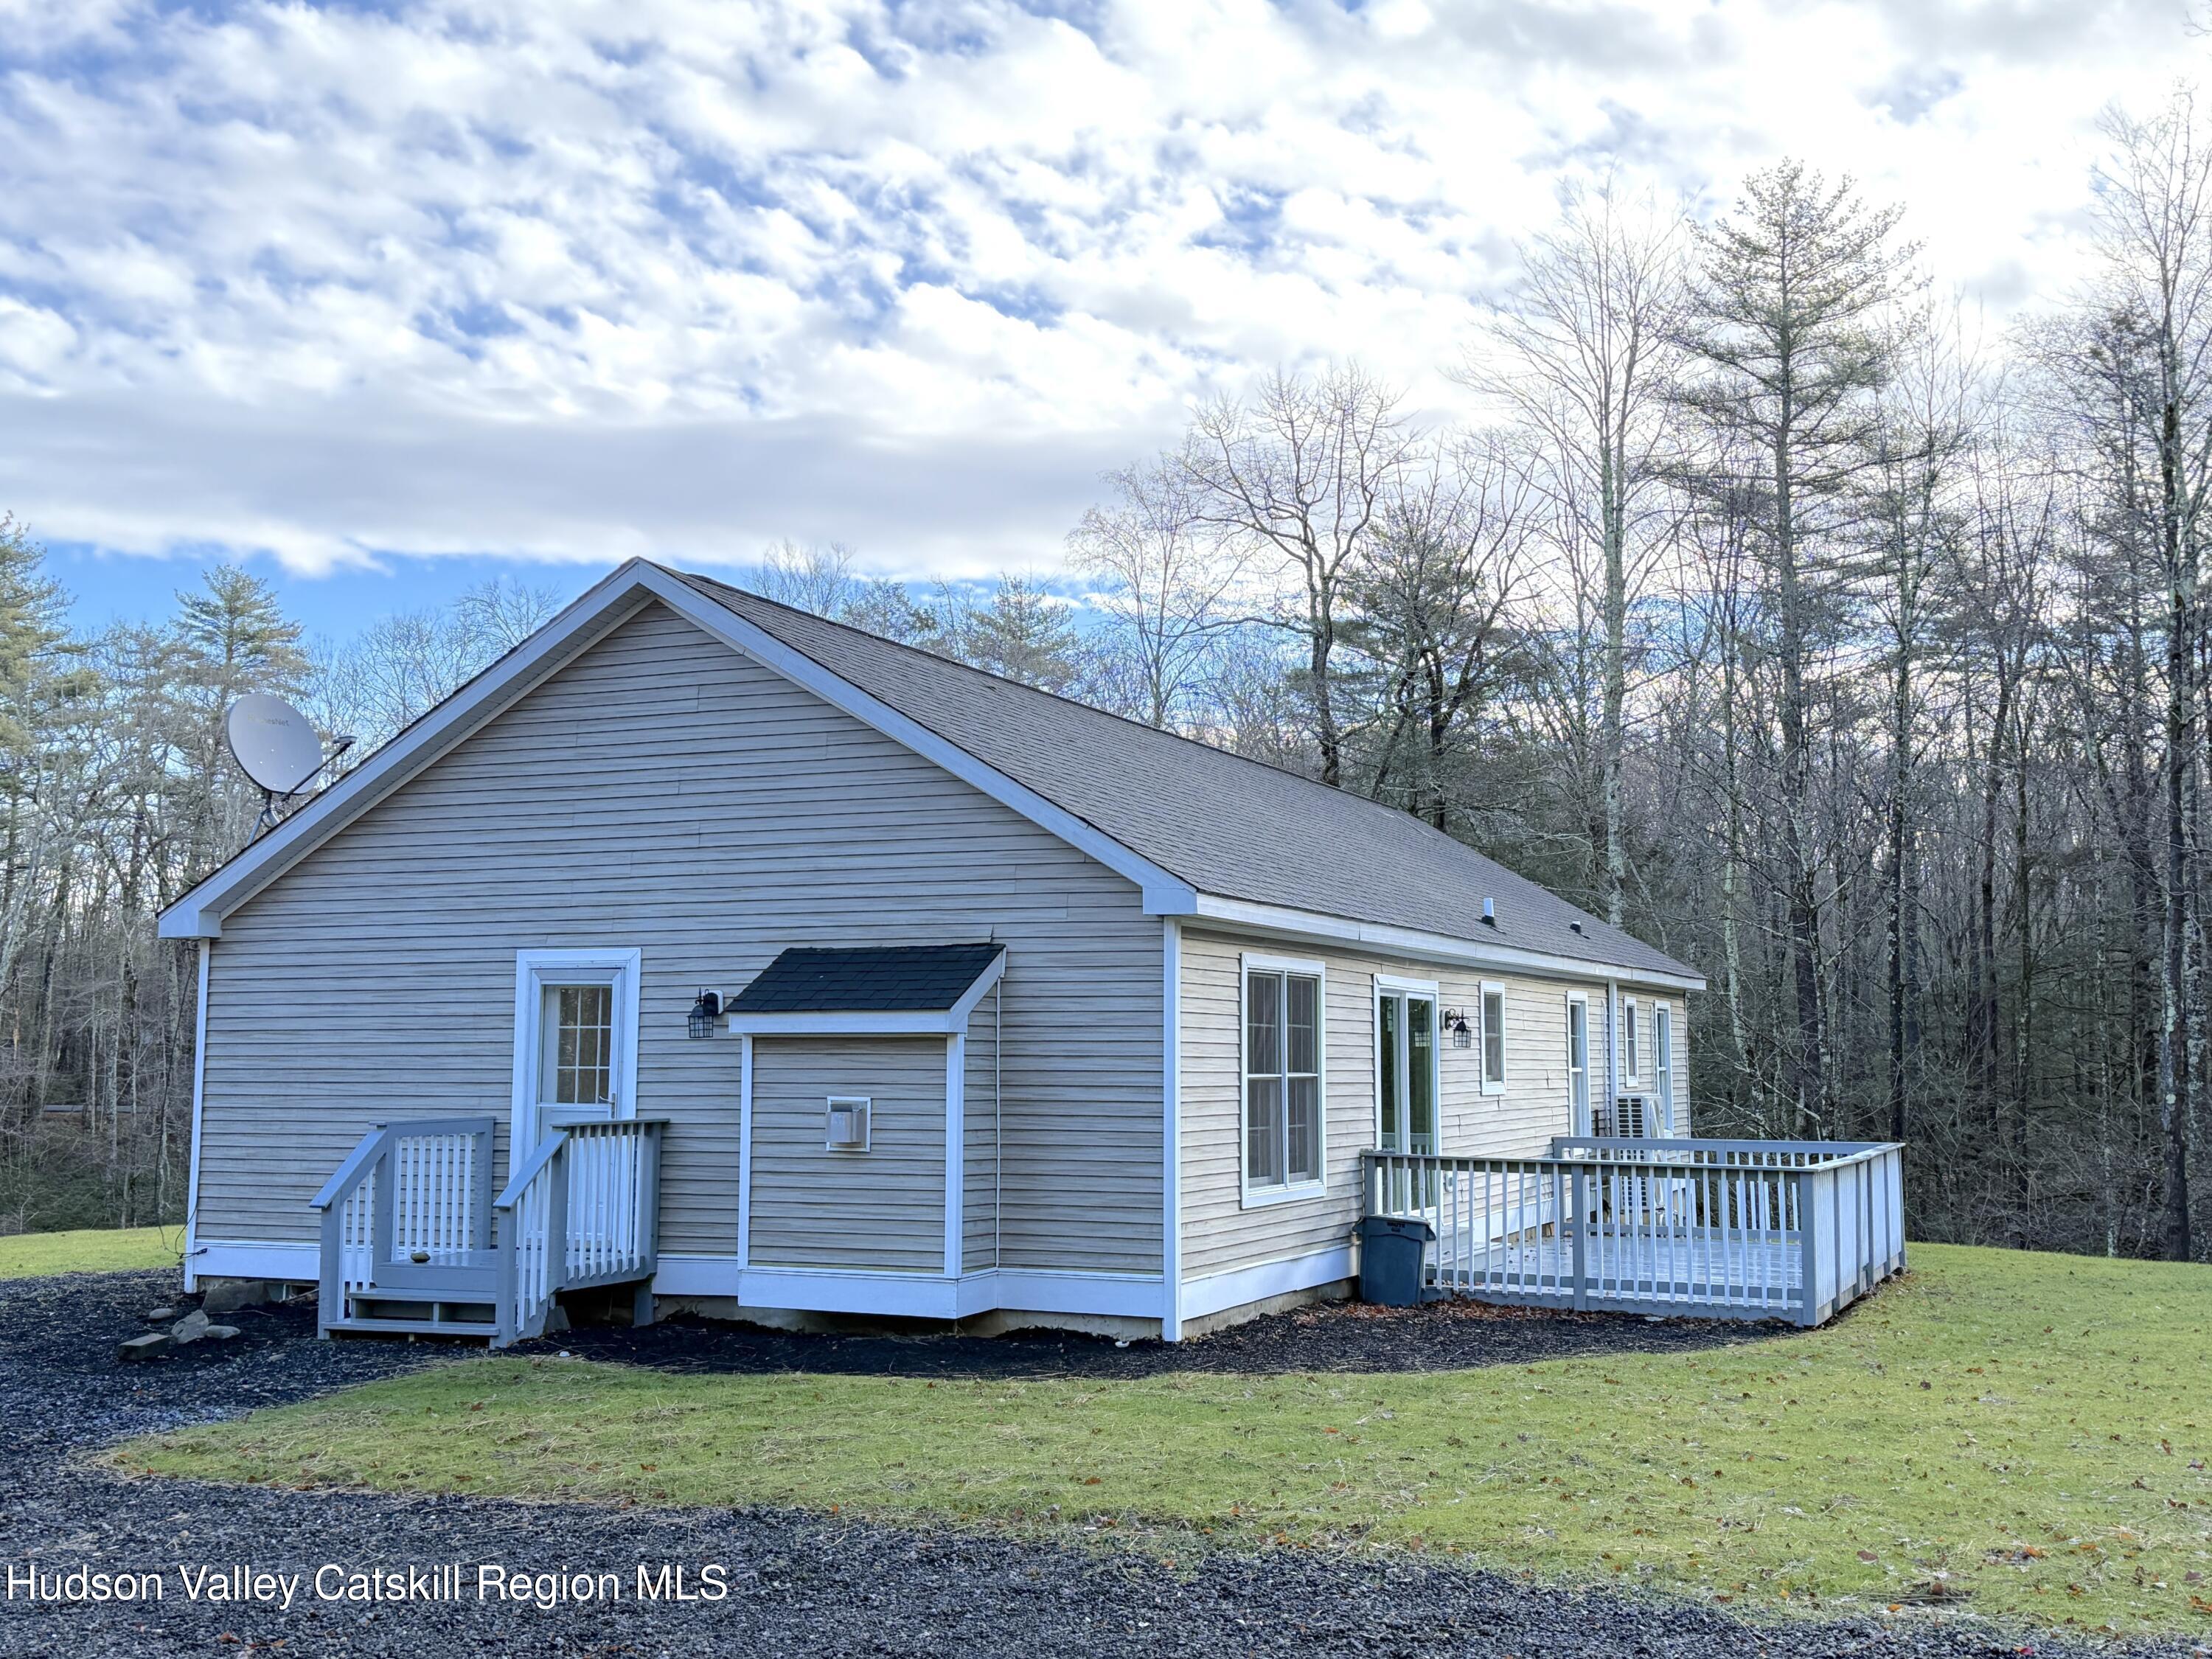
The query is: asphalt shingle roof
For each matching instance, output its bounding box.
[672,568,1697,985]
[728,945,1007,1015]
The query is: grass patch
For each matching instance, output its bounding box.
[0,1225,181,1279]
[117,1243,2211,1634]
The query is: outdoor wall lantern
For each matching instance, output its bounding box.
[687,990,723,1039]
[1444,1009,1472,1048]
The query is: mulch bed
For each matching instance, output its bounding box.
[0,1267,2198,1658]
[549,1287,1790,1380]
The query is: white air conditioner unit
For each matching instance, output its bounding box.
[825,1096,872,1152]
[1607,1093,1652,1138]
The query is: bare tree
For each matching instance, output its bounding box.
[1069,458,1246,728]
[1181,364,1419,786]
[2081,91,2212,1260]
[1348,433,1538,828]
[1461,178,1688,923]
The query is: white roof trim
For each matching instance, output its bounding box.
[157,570,658,939]
[1189,894,1706,992]
[726,1010,964,1036]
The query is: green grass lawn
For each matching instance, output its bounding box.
[0,1224,181,1279]
[116,1243,2211,1635]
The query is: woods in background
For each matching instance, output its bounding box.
[4,92,2211,1265]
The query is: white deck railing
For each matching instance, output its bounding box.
[1363,1137,1905,1326]
[493,1118,665,1346]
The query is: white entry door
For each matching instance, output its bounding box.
[513,949,641,1151]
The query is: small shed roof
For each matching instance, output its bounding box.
[728,944,1006,1015]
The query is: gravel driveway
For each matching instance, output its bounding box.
[1,1268,2199,1658]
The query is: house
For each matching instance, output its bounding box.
[159,559,1891,1344]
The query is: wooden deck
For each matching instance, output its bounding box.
[1365,1137,1905,1326]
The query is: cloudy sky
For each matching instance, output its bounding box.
[0,0,2202,631]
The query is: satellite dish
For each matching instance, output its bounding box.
[226,694,324,794]
[225,694,355,843]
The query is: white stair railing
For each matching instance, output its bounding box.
[493,1119,664,1347]
[309,1116,497,1335]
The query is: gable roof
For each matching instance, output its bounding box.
[158,559,1698,989]
[669,570,1697,987]
[728,945,1006,1015]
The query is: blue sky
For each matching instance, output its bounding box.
[1,0,2201,639]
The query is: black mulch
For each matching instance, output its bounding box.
[552,1288,1790,1379]
[1,1267,2199,1659]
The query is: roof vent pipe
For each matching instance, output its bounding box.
[1481,897,1496,926]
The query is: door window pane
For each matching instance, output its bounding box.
[1408,997,1435,1152]
[542,984,613,1105]
[1378,994,1401,1149]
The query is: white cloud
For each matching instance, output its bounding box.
[0,0,2201,580]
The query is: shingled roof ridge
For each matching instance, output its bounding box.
[667,564,1615,927]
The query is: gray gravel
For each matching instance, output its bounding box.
[1,1268,2201,1658]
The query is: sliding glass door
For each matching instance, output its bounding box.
[1377,987,1437,1154]
[1566,994,1591,1136]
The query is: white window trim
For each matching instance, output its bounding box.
[1478,979,1508,1096]
[1652,1003,1675,1133]
[1372,973,1441,1154]
[1621,994,1642,1089]
[824,1095,872,1152]
[512,947,642,1150]
[1239,952,1329,1209]
[1565,989,1592,1136]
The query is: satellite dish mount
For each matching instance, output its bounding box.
[225,693,356,844]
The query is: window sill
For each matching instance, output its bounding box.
[1481,1082,1507,1097]
[1240,1179,1329,1210]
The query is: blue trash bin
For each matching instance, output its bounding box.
[1357,1214,1435,1307]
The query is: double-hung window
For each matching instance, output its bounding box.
[1621,996,1641,1088]
[1479,981,1507,1093]
[1244,958,1324,1199]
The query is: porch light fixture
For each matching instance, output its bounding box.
[686,989,722,1039]
[1444,1009,1473,1048]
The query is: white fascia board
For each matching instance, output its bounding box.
[945,948,1008,1024]
[1188,895,1706,993]
[157,566,659,939]
[726,1009,963,1036]
[636,567,1198,915]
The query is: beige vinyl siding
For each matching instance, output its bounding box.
[1177,928,1688,1282]
[748,1037,945,1273]
[962,986,1000,1271]
[195,601,1163,1276]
